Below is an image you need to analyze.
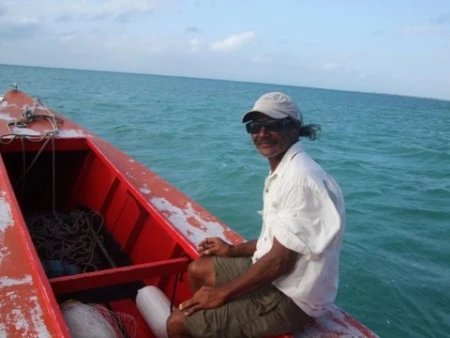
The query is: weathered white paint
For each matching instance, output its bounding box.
[125,172,135,180]
[150,197,230,246]
[6,291,18,299]
[0,191,13,233]
[57,129,87,138]
[0,100,16,108]
[21,104,47,112]
[0,247,10,265]
[35,105,48,111]
[10,126,41,136]
[12,308,30,332]
[0,113,16,121]
[0,269,51,338]
[0,324,7,337]
[297,305,379,338]
[0,275,33,288]
[140,186,151,195]
[29,295,51,338]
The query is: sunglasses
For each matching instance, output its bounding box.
[245,118,292,134]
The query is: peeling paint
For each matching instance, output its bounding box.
[6,291,18,299]
[0,290,51,337]
[150,197,230,246]
[29,296,51,338]
[57,129,87,138]
[10,126,42,136]
[0,113,16,121]
[140,186,151,195]
[12,308,30,332]
[0,324,6,337]
[0,275,33,288]
[125,172,135,180]
[0,192,13,232]
[296,306,379,338]
[0,247,10,265]
[0,100,16,108]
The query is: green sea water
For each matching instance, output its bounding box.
[1,64,449,338]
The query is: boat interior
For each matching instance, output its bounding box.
[0,136,193,337]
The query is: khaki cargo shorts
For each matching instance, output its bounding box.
[184,256,311,338]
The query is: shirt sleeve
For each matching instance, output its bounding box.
[266,183,342,260]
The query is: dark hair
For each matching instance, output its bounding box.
[287,118,321,140]
[299,123,321,141]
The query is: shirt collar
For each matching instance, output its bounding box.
[268,141,303,178]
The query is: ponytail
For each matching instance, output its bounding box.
[299,123,321,141]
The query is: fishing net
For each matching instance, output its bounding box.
[61,301,136,338]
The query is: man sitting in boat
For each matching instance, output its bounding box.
[166,92,346,338]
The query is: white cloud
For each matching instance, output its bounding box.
[189,38,202,53]
[1,0,158,23]
[321,62,339,71]
[209,31,256,53]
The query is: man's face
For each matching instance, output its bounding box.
[246,113,298,159]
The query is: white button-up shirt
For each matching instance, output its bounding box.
[252,141,346,317]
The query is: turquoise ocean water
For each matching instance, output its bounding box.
[1,64,449,338]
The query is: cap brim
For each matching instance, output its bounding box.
[241,110,287,123]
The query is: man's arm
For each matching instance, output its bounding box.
[227,239,257,257]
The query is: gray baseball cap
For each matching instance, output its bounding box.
[242,92,303,123]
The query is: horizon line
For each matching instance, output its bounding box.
[1,62,449,103]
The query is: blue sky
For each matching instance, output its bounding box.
[0,0,449,100]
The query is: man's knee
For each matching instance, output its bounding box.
[166,309,188,337]
[188,256,215,285]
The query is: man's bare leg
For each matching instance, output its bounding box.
[166,308,191,338]
[166,257,216,337]
[187,256,215,292]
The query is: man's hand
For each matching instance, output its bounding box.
[179,286,227,316]
[197,237,232,256]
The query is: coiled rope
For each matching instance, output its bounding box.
[26,210,106,272]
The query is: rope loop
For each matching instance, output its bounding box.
[27,209,107,272]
